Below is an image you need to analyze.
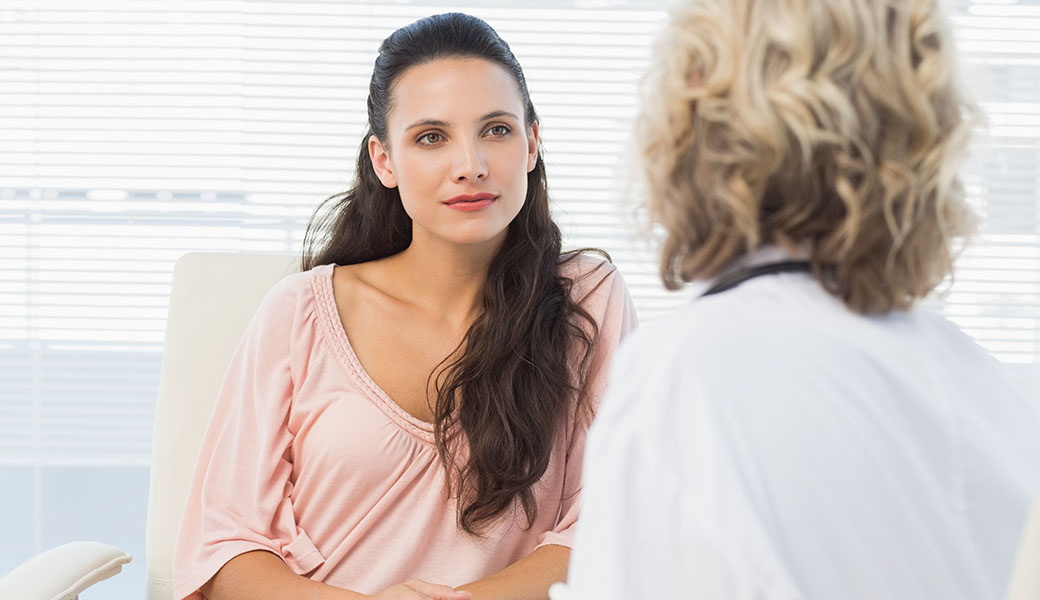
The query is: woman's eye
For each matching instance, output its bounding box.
[418,132,443,145]
[486,125,510,137]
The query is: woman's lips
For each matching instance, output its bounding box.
[443,193,497,211]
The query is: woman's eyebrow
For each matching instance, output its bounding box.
[404,110,520,132]
[405,118,449,131]
[479,110,520,122]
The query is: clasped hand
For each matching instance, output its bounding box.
[367,579,472,600]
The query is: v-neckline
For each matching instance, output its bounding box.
[311,263,439,443]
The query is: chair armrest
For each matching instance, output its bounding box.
[0,541,132,600]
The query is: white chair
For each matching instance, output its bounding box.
[0,252,299,600]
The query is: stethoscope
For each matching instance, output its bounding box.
[700,260,812,297]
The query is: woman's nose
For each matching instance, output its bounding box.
[452,140,488,182]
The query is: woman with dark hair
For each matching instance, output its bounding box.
[172,13,635,600]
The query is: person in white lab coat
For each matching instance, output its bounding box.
[560,0,1040,598]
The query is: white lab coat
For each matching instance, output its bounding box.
[564,248,1040,600]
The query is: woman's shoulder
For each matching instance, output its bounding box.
[559,249,614,274]
[558,251,637,334]
[251,262,334,318]
[558,250,620,295]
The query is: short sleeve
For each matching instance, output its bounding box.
[536,258,638,549]
[172,274,326,600]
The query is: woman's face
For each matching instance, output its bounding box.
[369,57,539,252]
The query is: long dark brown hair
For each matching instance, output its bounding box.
[302,13,604,535]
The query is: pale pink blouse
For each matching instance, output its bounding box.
[172,255,636,600]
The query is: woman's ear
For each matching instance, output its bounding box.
[368,135,398,188]
[526,122,540,173]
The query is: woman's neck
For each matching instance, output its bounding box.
[380,234,502,328]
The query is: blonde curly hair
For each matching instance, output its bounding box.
[638,0,981,314]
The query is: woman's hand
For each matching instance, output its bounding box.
[367,580,473,600]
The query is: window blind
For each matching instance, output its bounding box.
[1,0,1037,468]
[943,0,1040,401]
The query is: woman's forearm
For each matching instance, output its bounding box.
[202,550,363,600]
[455,544,569,600]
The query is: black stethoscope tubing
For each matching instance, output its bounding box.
[700,260,812,297]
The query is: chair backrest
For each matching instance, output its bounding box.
[145,252,299,600]
[1006,496,1040,600]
